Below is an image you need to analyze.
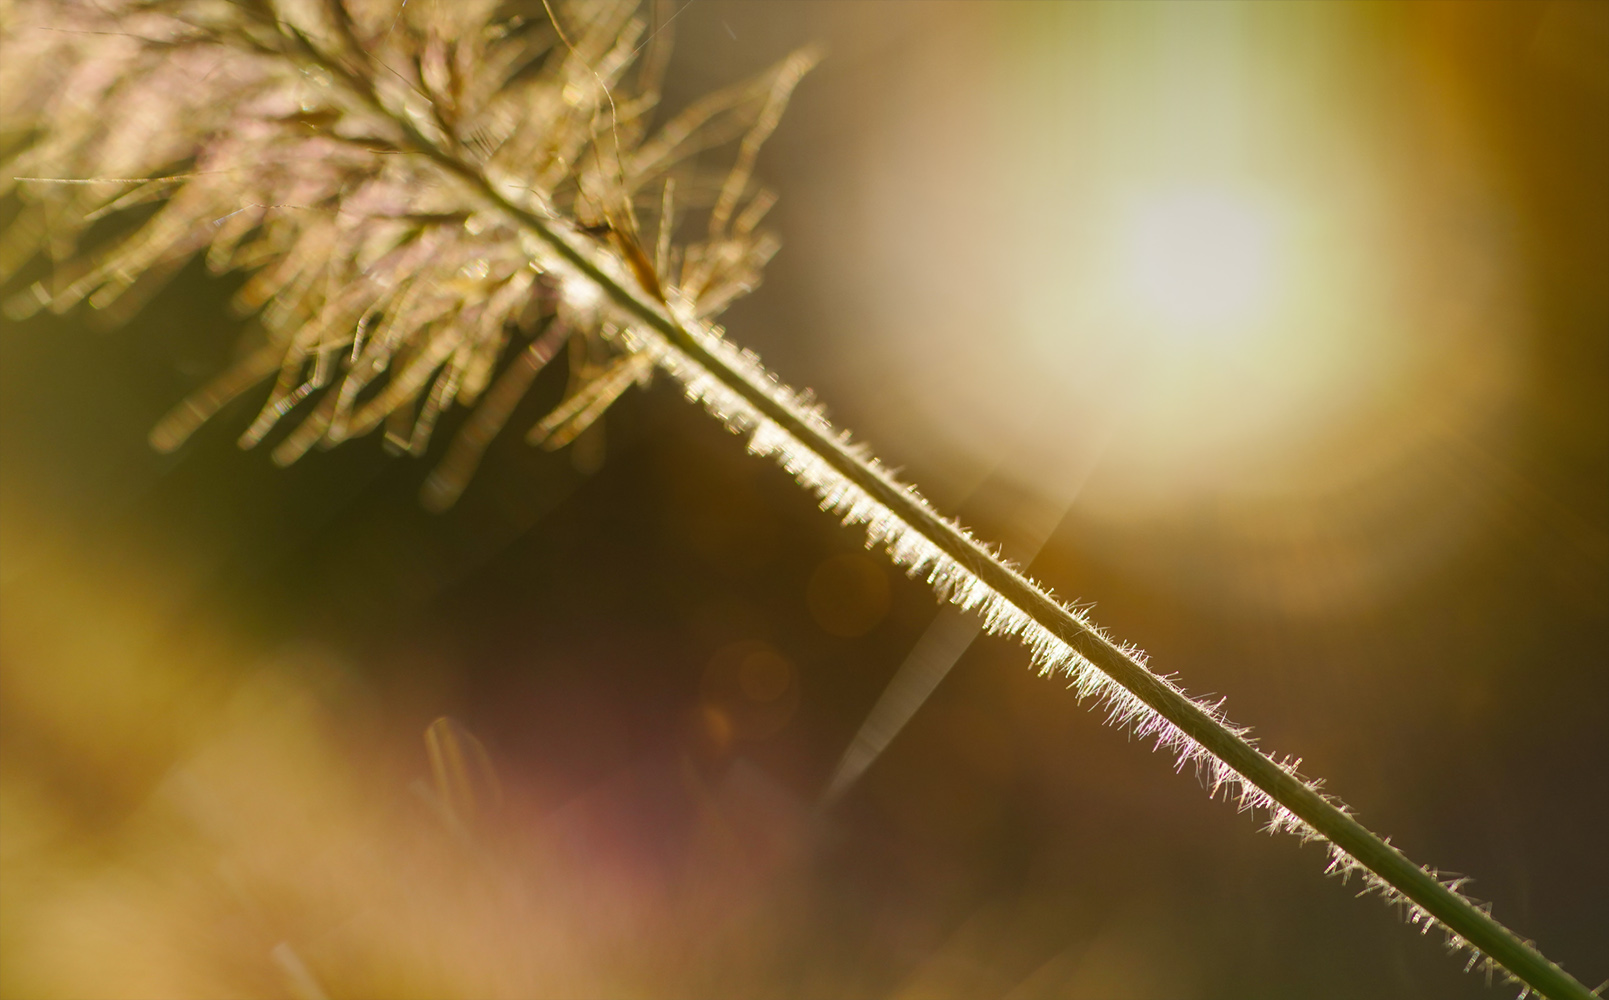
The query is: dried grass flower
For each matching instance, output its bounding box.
[1,0,813,508]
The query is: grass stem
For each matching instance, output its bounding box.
[408,105,1591,1000]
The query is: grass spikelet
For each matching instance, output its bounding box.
[1,0,804,497]
[0,2,1594,997]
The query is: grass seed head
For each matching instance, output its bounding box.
[1,0,814,506]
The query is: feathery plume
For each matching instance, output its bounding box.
[2,0,811,508]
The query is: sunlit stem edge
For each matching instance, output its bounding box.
[281,18,1591,1000]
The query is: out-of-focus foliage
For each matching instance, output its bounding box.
[0,503,816,999]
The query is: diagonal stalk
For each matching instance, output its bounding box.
[284,23,1592,1000]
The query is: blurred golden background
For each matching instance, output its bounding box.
[2,2,1605,997]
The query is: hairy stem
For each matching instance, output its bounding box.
[288,22,1590,1000]
[518,202,1588,1000]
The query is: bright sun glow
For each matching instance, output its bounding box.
[1119,189,1279,334]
